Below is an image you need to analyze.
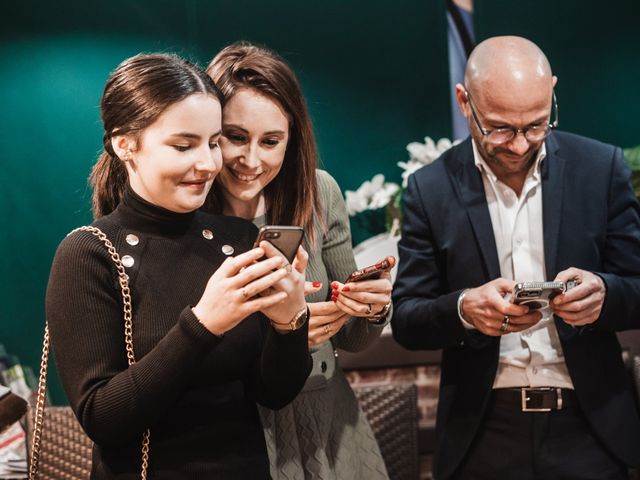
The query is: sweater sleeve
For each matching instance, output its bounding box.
[253,317,312,410]
[316,170,387,352]
[46,231,223,446]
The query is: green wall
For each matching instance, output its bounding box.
[474,0,640,149]
[2,0,638,405]
[0,1,450,404]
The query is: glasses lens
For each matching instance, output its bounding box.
[486,129,514,145]
[524,126,550,142]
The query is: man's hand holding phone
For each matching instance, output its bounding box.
[461,278,543,336]
[551,267,605,326]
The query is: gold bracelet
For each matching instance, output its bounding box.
[271,305,309,334]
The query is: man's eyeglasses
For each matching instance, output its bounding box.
[464,88,559,145]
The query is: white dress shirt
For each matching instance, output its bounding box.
[461,140,574,389]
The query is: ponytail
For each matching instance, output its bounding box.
[89,150,128,218]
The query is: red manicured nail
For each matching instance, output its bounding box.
[331,281,339,289]
[342,286,351,292]
[331,296,337,302]
[312,282,322,288]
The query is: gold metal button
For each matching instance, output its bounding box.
[221,245,234,256]
[202,229,213,240]
[126,234,139,246]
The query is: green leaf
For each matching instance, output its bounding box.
[624,145,640,170]
[624,145,640,199]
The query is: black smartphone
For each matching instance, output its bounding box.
[345,256,396,283]
[254,225,304,264]
[505,281,577,311]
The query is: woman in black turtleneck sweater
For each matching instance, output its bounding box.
[45,54,311,480]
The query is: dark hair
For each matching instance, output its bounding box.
[205,42,322,245]
[90,53,221,218]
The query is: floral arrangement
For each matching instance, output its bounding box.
[346,136,459,244]
[346,139,639,245]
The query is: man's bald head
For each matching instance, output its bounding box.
[465,36,554,102]
[455,36,558,192]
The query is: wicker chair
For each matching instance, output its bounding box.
[26,385,420,480]
[26,406,93,480]
[353,382,420,480]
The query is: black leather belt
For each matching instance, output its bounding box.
[493,387,577,412]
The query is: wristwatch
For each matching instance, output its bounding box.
[367,301,392,323]
[271,305,309,334]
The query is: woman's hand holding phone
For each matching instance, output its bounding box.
[307,301,350,347]
[331,257,394,319]
[258,241,308,327]
[191,246,293,336]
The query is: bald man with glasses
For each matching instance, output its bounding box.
[392,36,640,479]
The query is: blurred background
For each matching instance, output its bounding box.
[1,0,639,406]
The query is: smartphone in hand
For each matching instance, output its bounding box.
[254,225,304,263]
[505,280,578,310]
[345,256,396,283]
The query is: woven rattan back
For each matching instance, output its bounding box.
[353,382,420,480]
[27,406,93,480]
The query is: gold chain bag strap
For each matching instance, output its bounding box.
[29,226,150,480]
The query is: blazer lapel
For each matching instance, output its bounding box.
[541,135,577,340]
[454,140,501,280]
[541,134,565,280]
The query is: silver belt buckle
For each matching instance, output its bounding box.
[520,387,553,412]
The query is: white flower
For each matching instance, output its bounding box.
[406,136,437,165]
[398,136,460,187]
[397,159,426,188]
[344,135,459,217]
[345,174,400,216]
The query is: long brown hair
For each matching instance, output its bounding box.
[205,42,322,245]
[90,53,221,218]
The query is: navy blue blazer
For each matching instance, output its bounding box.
[392,131,640,478]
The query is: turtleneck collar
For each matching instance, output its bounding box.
[112,184,197,235]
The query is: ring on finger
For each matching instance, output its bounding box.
[323,324,332,335]
[500,316,510,333]
[241,287,249,300]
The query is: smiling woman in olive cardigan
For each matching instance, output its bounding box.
[205,42,392,480]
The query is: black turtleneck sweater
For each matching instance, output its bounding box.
[46,187,312,479]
